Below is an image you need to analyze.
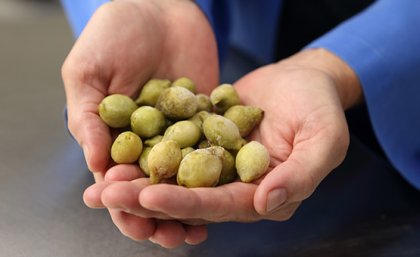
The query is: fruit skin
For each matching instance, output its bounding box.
[236,141,270,183]
[210,84,241,114]
[172,77,196,93]
[202,114,244,150]
[148,140,182,184]
[162,120,202,148]
[177,146,224,188]
[135,79,171,106]
[111,131,143,164]
[100,77,270,187]
[196,93,213,112]
[189,110,211,130]
[218,149,237,185]
[224,105,264,137]
[99,94,138,128]
[156,86,198,120]
[181,147,195,158]
[144,135,163,147]
[131,106,166,138]
[139,146,152,176]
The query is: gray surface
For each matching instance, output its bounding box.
[0,3,172,256]
[0,3,171,256]
[1,2,419,257]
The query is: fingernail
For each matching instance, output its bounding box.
[267,188,287,213]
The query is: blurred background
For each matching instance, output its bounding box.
[0,0,73,178]
[0,1,128,256]
[1,1,419,257]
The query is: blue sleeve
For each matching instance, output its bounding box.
[306,0,420,190]
[60,0,109,37]
[195,0,230,64]
[195,0,282,64]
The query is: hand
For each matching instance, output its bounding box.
[85,48,362,246]
[84,165,209,247]
[61,0,218,247]
[62,0,218,174]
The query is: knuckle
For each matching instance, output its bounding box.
[62,56,100,84]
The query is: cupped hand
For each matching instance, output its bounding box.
[86,48,362,246]
[62,0,218,248]
[84,164,209,248]
[62,0,218,174]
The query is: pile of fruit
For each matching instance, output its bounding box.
[98,77,269,188]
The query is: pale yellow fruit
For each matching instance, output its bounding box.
[135,79,171,106]
[224,105,263,137]
[111,131,143,164]
[236,141,270,182]
[163,120,201,148]
[139,146,152,176]
[131,106,166,138]
[99,94,137,128]
[210,84,241,114]
[196,93,213,112]
[181,147,195,158]
[144,135,163,147]
[148,140,182,184]
[156,86,198,120]
[172,77,196,93]
[218,149,237,185]
[177,146,224,188]
[202,114,244,150]
[189,110,211,130]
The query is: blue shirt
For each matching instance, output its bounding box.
[60,0,420,190]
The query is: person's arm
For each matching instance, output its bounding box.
[306,0,420,190]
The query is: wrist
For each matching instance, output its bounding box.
[283,48,363,110]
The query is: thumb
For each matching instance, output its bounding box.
[63,78,111,173]
[253,157,316,218]
[254,129,348,218]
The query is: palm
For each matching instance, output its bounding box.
[235,64,348,171]
[232,63,350,216]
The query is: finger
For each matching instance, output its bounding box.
[101,179,165,218]
[140,182,261,222]
[83,181,112,208]
[184,224,208,245]
[104,164,145,181]
[254,124,349,217]
[149,220,187,248]
[109,209,156,241]
[61,66,111,173]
